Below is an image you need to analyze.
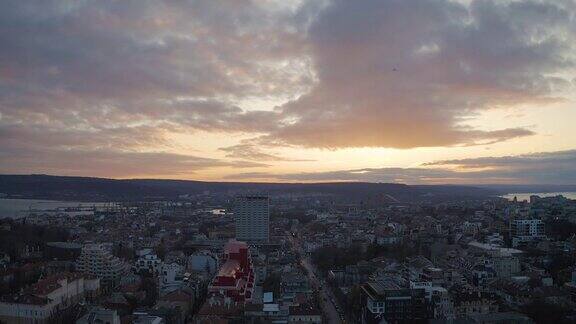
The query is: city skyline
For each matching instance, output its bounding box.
[1,0,576,184]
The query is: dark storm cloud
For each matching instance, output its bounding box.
[0,145,268,178]
[224,168,461,183]
[426,150,576,170]
[225,150,576,185]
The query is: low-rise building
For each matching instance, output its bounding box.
[361,279,429,323]
[288,305,322,323]
[135,254,162,275]
[0,273,100,324]
[76,308,120,324]
[159,263,186,296]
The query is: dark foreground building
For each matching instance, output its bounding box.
[362,280,429,323]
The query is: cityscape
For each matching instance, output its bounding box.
[1,181,576,323]
[2,0,576,323]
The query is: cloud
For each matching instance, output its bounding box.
[0,146,268,178]
[0,0,312,174]
[261,0,575,149]
[225,150,576,185]
[0,123,268,178]
[0,0,312,142]
[1,0,575,178]
[426,149,576,170]
[219,143,315,161]
[224,168,460,183]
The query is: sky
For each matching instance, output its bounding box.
[1,0,576,184]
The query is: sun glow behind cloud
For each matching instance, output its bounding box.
[0,0,575,184]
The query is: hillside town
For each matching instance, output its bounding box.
[1,193,576,323]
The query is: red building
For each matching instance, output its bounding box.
[207,240,255,303]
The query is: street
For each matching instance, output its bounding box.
[290,234,343,324]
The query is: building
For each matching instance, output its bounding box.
[207,240,255,303]
[511,219,546,247]
[135,254,162,275]
[131,312,166,324]
[156,289,195,323]
[188,251,218,275]
[244,303,290,322]
[281,271,311,300]
[0,273,100,324]
[76,308,120,324]
[75,244,128,286]
[45,242,83,261]
[361,279,429,323]
[465,311,533,323]
[409,281,454,320]
[288,305,322,323]
[235,195,269,244]
[492,255,521,278]
[195,295,243,323]
[159,263,186,296]
[452,290,499,319]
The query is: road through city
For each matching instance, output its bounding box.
[290,235,343,324]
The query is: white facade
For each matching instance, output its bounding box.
[235,196,270,243]
[0,300,52,324]
[0,274,100,324]
[511,219,546,247]
[76,244,128,285]
[135,254,162,274]
[159,263,185,295]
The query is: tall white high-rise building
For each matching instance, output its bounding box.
[235,195,269,243]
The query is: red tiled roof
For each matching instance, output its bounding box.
[218,259,240,277]
[224,240,247,254]
[28,272,84,295]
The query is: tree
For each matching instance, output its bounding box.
[522,299,572,324]
[262,272,282,296]
[345,285,364,322]
[141,277,159,307]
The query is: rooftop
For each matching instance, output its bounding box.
[217,259,240,278]
[224,240,248,254]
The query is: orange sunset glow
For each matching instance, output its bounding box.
[1,0,576,184]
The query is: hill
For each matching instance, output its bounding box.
[0,174,499,203]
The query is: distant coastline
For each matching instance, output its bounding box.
[0,198,110,219]
[501,192,576,201]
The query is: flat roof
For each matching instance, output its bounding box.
[47,242,82,249]
[238,196,269,200]
[263,292,273,303]
[468,241,523,255]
